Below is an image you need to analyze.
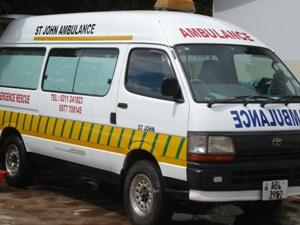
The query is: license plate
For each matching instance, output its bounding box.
[262,180,288,201]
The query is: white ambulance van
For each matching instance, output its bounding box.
[1,0,300,224]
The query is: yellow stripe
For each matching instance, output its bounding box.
[0,110,187,167]
[34,35,133,41]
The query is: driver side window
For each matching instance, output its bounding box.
[126,48,173,99]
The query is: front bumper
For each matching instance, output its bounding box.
[187,159,300,192]
[189,186,300,202]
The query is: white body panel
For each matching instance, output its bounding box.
[188,103,300,132]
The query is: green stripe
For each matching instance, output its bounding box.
[150,133,159,154]
[8,111,13,127]
[175,138,185,159]
[97,125,104,144]
[128,130,136,149]
[60,120,66,137]
[52,118,58,135]
[69,121,76,138]
[78,122,84,140]
[139,132,147,149]
[162,136,172,156]
[22,114,27,130]
[117,128,125,148]
[37,116,42,132]
[107,127,114,145]
[15,112,20,128]
[2,111,6,125]
[29,115,34,131]
[87,124,94,142]
[44,117,50,134]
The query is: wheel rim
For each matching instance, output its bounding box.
[130,174,153,216]
[5,144,20,177]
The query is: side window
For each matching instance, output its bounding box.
[126,49,173,98]
[0,48,45,89]
[43,48,118,96]
[43,49,79,92]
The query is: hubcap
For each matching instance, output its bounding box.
[5,144,20,177]
[130,174,153,216]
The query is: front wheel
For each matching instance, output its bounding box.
[123,160,174,225]
[1,134,36,188]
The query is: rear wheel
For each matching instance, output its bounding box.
[1,134,35,188]
[123,160,174,225]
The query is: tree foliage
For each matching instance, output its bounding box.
[0,0,212,16]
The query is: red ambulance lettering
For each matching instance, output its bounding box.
[235,31,248,41]
[196,28,209,38]
[179,28,193,38]
[242,32,254,42]
[221,30,232,39]
[179,28,255,42]
[203,29,218,38]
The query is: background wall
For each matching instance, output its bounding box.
[213,0,300,78]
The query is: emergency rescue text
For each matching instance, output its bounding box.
[0,92,30,104]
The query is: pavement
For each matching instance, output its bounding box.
[1,169,300,225]
[0,170,130,225]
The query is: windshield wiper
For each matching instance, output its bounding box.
[207,95,278,108]
[277,95,300,106]
[207,95,300,108]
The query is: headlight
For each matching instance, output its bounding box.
[188,133,235,162]
[188,134,207,154]
[208,136,235,154]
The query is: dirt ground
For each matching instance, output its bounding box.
[0,170,130,225]
[1,169,300,225]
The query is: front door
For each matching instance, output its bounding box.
[114,45,189,177]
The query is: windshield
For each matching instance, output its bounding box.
[175,45,300,105]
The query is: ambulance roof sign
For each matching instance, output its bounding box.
[154,0,195,13]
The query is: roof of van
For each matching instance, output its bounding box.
[0,11,267,47]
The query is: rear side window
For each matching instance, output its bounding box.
[43,48,119,96]
[0,48,45,89]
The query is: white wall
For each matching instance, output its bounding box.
[213,0,300,78]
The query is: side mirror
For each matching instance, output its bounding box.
[161,77,184,103]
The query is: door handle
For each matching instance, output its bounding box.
[118,103,128,109]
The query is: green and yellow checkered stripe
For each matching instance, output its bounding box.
[0,110,187,166]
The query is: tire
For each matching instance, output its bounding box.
[123,160,174,225]
[1,134,36,188]
[239,200,282,216]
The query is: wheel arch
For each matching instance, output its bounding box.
[119,149,160,197]
[0,127,21,158]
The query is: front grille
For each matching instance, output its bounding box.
[237,148,300,161]
[232,166,300,185]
